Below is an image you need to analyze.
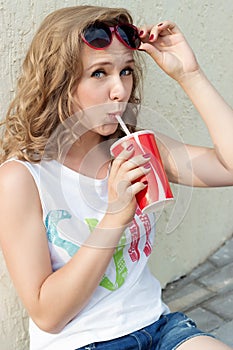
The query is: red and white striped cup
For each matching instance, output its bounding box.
[110,130,174,214]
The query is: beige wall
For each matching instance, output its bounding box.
[0,0,233,348]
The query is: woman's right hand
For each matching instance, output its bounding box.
[107,144,151,226]
[139,21,199,83]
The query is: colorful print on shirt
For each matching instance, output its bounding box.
[45,207,154,291]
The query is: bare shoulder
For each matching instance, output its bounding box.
[0,160,33,184]
[0,160,38,200]
[0,161,43,234]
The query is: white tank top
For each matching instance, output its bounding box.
[12,159,169,350]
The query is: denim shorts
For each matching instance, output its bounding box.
[76,312,215,350]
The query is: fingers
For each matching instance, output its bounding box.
[111,145,151,182]
[107,145,151,221]
[110,143,135,172]
[109,145,151,202]
[155,21,180,36]
[137,21,183,69]
[138,20,179,43]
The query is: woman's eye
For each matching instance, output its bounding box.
[91,70,105,78]
[120,68,134,76]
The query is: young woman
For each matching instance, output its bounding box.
[0,5,232,350]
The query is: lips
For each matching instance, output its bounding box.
[107,114,118,121]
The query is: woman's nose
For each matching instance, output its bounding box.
[109,78,127,101]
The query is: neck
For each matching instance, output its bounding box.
[63,131,112,179]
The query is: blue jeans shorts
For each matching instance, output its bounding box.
[76,312,215,350]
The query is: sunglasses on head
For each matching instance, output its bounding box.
[82,22,141,50]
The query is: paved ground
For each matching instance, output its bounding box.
[162,235,233,348]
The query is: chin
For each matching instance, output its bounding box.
[96,124,119,137]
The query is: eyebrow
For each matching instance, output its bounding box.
[86,58,135,71]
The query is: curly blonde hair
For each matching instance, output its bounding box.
[0,5,143,163]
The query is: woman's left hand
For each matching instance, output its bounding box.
[138,21,199,82]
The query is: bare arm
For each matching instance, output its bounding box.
[139,21,233,187]
[156,131,233,187]
[179,68,233,173]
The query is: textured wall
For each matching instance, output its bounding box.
[0,0,233,349]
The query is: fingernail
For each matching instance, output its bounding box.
[149,34,154,41]
[139,30,144,36]
[144,163,151,169]
[142,180,148,186]
[143,153,151,159]
[126,144,134,151]
[158,22,163,27]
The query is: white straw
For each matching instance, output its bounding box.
[116,115,131,136]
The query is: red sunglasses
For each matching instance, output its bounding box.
[82,22,141,50]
